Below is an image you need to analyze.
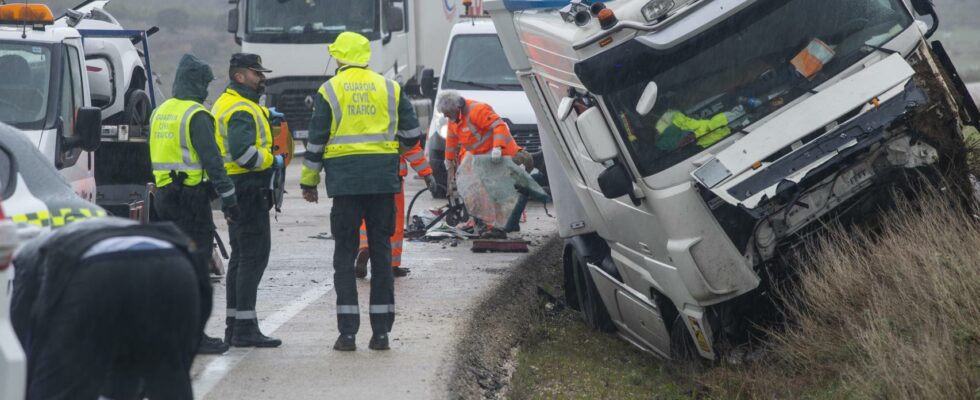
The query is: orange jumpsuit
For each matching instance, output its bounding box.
[445,99,521,163]
[359,143,432,267]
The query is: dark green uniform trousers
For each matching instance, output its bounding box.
[153,184,215,266]
[227,173,272,323]
[331,194,396,335]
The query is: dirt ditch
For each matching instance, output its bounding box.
[447,236,563,399]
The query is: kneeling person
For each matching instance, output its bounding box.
[10,218,211,400]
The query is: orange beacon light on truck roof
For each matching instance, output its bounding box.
[0,4,55,25]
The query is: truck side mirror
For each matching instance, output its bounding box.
[421,68,436,99]
[68,107,103,152]
[386,6,405,32]
[574,107,619,163]
[635,81,658,116]
[910,0,935,15]
[227,8,239,34]
[598,162,632,199]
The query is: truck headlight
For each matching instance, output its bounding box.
[641,0,675,22]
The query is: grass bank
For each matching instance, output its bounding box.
[493,188,980,399]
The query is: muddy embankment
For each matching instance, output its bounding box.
[447,236,562,399]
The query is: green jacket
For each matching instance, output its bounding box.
[303,66,421,197]
[172,55,236,208]
[225,82,273,188]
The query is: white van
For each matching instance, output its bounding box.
[425,18,540,197]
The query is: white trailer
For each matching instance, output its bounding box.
[487,0,979,360]
[226,0,486,139]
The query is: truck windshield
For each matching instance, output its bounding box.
[442,34,521,91]
[0,42,53,130]
[247,0,379,43]
[575,0,913,177]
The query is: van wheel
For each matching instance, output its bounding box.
[670,314,707,363]
[571,248,615,333]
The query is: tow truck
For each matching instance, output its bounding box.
[487,0,980,360]
[0,1,160,218]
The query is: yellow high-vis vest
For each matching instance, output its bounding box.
[149,98,212,187]
[319,67,400,160]
[212,88,273,175]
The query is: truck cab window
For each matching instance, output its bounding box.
[0,42,52,130]
[247,0,379,42]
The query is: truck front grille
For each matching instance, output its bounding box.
[510,123,541,153]
[274,89,318,133]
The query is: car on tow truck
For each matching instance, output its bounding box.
[487,0,980,360]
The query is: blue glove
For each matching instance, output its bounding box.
[274,154,285,169]
[268,107,286,125]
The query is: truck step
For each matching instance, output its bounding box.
[471,239,530,253]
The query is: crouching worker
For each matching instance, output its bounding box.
[10,218,211,400]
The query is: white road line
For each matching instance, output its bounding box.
[193,283,334,400]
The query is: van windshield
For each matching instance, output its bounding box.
[575,0,913,177]
[247,0,379,43]
[442,34,521,91]
[0,42,53,130]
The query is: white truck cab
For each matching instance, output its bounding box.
[0,4,103,203]
[487,0,979,360]
[425,18,542,197]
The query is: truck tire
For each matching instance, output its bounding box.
[571,248,615,333]
[669,314,717,364]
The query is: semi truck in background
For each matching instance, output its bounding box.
[225,0,485,140]
[487,0,980,360]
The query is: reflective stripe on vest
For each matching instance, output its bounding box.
[212,89,273,175]
[318,68,400,160]
[463,108,505,152]
[150,99,209,187]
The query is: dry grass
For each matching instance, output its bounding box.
[705,187,980,399]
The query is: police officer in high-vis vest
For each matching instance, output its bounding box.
[149,54,236,355]
[212,53,284,348]
[300,32,423,351]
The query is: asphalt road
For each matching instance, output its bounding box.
[188,158,557,399]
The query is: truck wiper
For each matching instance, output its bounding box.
[447,79,501,91]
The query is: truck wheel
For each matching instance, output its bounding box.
[571,248,615,333]
[124,89,151,133]
[670,314,709,363]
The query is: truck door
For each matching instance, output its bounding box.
[380,0,410,82]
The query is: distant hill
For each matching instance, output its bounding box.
[36,0,980,95]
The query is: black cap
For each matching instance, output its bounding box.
[230,53,272,73]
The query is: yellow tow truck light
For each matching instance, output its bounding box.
[0,3,55,25]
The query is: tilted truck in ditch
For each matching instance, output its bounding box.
[486,0,980,359]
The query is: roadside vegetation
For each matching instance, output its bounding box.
[506,185,980,399]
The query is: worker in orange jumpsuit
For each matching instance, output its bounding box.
[355,142,435,278]
[438,91,522,168]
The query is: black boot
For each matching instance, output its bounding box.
[198,334,230,355]
[355,248,369,279]
[333,334,356,351]
[231,319,282,348]
[368,333,390,350]
[392,267,411,277]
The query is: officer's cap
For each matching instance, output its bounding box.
[230,53,272,73]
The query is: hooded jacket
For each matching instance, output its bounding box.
[171,54,236,207]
